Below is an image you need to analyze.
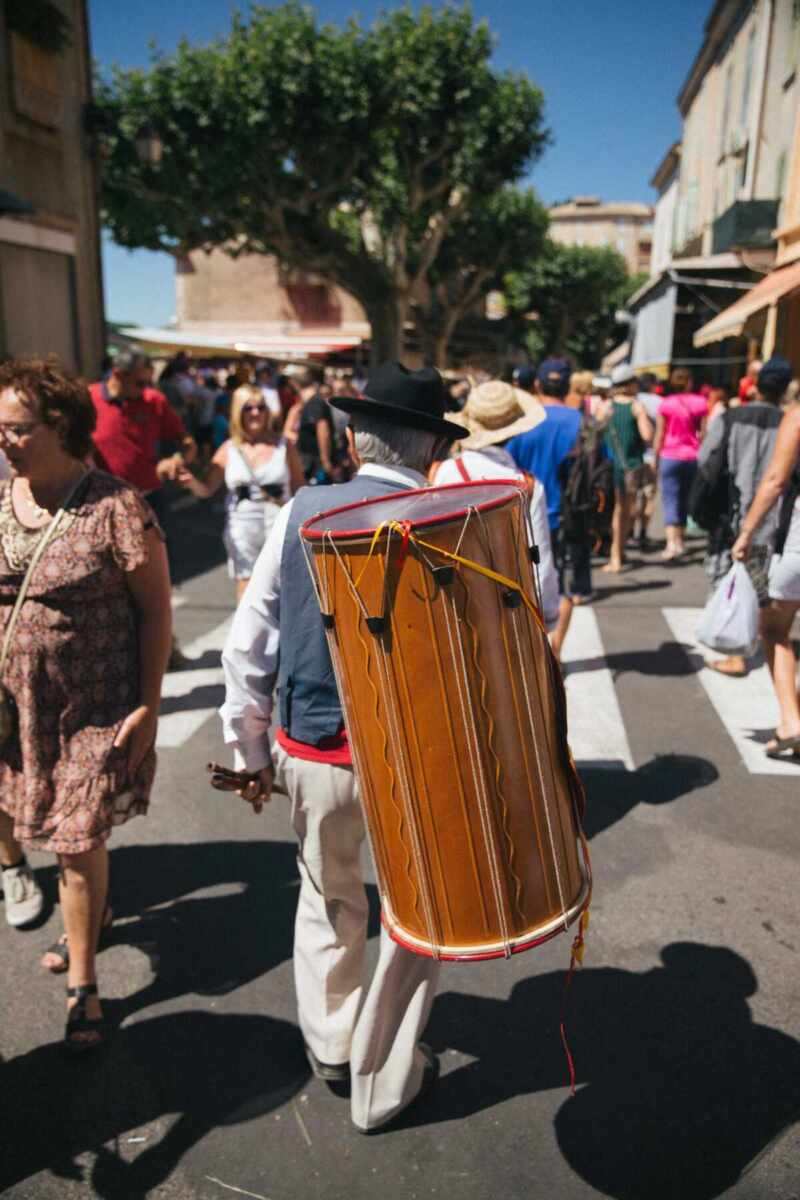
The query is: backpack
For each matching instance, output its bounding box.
[560,418,615,549]
[688,411,733,535]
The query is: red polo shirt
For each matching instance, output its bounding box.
[90,382,186,493]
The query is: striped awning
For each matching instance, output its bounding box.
[119,326,364,359]
[693,260,800,347]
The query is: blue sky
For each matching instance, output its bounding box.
[90,0,707,326]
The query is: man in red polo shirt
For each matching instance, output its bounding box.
[91,350,197,668]
[90,350,196,522]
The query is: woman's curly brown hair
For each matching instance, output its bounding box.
[0,356,96,459]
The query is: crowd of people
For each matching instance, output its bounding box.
[0,347,797,1123]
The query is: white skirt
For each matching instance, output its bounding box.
[224,505,280,579]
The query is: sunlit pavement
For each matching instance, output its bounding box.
[2,500,798,1199]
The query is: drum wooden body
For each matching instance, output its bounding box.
[301,481,590,961]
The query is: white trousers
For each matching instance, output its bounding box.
[273,743,441,1130]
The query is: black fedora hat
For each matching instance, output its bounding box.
[330,362,464,441]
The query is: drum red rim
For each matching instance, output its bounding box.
[299,478,526,542]
[381,887,591,963]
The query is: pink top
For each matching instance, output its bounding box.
[659,392,708,461]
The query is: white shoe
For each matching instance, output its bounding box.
[2,862,44,928]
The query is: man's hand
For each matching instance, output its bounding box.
[237,765,274,813]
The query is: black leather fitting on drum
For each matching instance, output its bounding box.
[366,616,387,635]
[529,545,541,565]
[502,589,522,609]
[321,613,335,630]
[432,565,455,587]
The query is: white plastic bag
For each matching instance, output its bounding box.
[696,562,760,656]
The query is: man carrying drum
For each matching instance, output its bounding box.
[219,363,463,1133]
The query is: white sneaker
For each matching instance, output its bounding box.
[2,862,44,928]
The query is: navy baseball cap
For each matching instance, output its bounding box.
[513,365,537,390]
[758,355,793,396]
[536,357,571,387]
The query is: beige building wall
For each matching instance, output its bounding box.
[176,247,369,339]
[0,0,104,375]
[548,198,653,275]
[675,0,799,258]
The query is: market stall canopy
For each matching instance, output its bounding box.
[693,260,800,347]
[118,326,364,359]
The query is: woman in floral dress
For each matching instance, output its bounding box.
[0,359,172,1051]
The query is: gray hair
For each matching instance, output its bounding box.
[352,414,440,473]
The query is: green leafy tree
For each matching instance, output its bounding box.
[505,242,632,367]
[415,186,549,367]
[96,3,548,360]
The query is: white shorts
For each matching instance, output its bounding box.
[768,505,800,602]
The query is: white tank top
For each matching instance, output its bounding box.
[224,440,290,518]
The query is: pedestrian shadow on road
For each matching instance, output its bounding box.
[0,1009,309,1197]
[417,942,800,1199]
[34,839,381,1016]
[565,639,701,680]
[592,579,673,602]
[578,753,719,840]
[104,840,381,1015]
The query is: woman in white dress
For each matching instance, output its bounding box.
[178,384,304,600]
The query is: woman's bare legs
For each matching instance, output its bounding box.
[549,595,574,663]
[603,489,630,572]
[761,601,800,747]
[0,809,23,867]
[662,524,685,559]
[60,845,109,1038]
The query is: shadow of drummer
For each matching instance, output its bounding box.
[413,942,800,1199]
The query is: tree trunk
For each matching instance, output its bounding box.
[366,292,409,363]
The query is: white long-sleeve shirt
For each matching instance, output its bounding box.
[433,448,560,628]
[220,463,426,772]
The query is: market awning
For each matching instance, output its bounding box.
[693,260,800,347]
[118,325,364,359]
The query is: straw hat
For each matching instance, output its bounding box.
[455,380,546,450]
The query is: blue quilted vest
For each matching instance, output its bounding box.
[277,474,415,744]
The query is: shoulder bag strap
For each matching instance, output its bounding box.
[0,473,87,679]
[454,457,472,483]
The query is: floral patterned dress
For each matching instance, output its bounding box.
[0,470,163,854]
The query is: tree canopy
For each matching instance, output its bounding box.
[505,242,634,368]
[96,2,549,360]
[416,186,550,366]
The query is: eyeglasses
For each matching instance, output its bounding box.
[0,421,39,444]
[242,404,267,415]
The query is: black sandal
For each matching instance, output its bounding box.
[765,733,800,761]
[64,984,108,1056]
[43,905,113,975]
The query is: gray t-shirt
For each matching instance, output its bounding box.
[697,401,782,545]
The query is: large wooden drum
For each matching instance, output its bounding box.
[300,480,590,961]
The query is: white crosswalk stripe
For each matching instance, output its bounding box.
[157,617,232,749]
[563,606,635,771]
[662,607,798,777]
[157,603,796,780]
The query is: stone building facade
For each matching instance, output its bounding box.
[173,248,369,350]
[0,0,104,375]
[547,197,654,275]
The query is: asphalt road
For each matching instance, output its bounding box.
[1,494,798,1200]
